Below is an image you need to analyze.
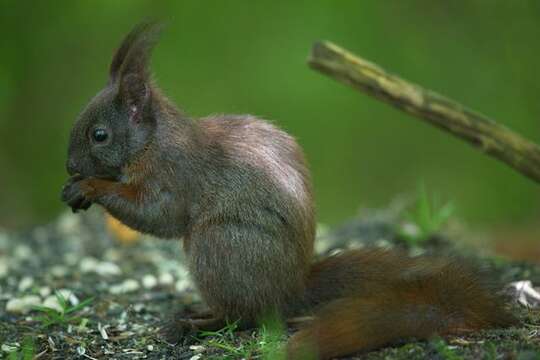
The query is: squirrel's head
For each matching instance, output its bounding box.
[66,22,162,180]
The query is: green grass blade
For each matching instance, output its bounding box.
[32,305,59,315]
[54,291,68,312]
[206,340,239,353]
[21,337,34,360]
[64,296,94,315]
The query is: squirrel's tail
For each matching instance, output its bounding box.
[287,249,518,359]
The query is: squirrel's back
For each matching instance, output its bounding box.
[196,114,315,240]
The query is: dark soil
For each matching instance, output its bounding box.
[1,207,539,359]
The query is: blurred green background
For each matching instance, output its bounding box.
[0,1,539,229]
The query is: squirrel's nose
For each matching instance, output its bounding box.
[66,158,78,176]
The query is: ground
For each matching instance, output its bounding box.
[1,204,539,360]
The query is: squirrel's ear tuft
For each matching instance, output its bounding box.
[110,22,163,121]
[109,21,163,85]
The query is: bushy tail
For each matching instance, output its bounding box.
[287,249,518,359]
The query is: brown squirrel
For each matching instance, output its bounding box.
[61,23,518,359]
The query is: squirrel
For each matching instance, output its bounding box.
[61,23,518,359]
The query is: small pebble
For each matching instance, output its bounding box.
[508,280,540,308]
[104,248,122,262]
[142,274,158,289]
[158,272,174,286]
[63,252,79,266]
[80,257,121,277]
[42,295,63,313]
[14,245,32,260]
[18,276,34,292]
[56,289,78,305]
[39,286,51,298]
[80,257,99,272]
[175,265,190,279]
[56,212,80,235]
[314,237,333,255]
[147,345,154,351]
[400,223,419,238]
[97,262,122,277]
[133,303,145,313]
[6,295,41,314]
[110,279,140,294]
[2,343,18,353]
[189,345,205,353]
[77,346,86,356]
[50,265,69,278]
[175,278,191,293]
[374,238,392,248]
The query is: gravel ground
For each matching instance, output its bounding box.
[1,206,539,359]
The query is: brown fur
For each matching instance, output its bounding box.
[79,178,141,201]
[289,249,518,359]
[61,23,518,359]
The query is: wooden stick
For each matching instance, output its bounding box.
[308,41,540,184]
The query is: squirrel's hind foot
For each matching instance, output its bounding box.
[159,316,226,345]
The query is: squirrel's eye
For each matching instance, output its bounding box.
[92,128,109,143]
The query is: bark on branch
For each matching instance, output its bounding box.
[308,41,540,184]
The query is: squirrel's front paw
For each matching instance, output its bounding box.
[61,175,93,213]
